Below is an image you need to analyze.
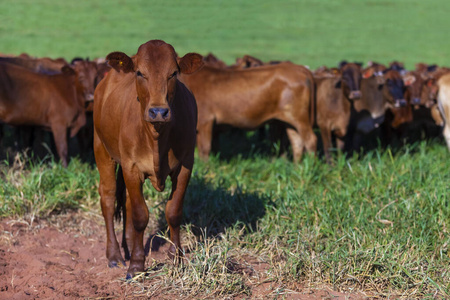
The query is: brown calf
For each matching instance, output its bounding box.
[314,63,362,163]
[179,62,317,162]
[93,40,203,278]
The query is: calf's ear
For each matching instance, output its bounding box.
[178,53,204,74]
[362,68,374,79]
[106,52,134,73]
[403,74,416,86]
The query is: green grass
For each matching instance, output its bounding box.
[1,142,449,297]
[1,0,450,298]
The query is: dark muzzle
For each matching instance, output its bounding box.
[411,97,421,105]
[148,107,170,123]
[348,90,362,100]
[394,99,407,108]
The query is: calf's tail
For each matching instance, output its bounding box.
[114,165,126,222]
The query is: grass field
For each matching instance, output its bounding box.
[1,0,450,298]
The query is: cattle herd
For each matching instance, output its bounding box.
[1,39,449,277]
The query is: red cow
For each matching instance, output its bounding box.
[314,62,362,163]
[93,40,203,278]
[178,62,317,162]
[0,62,86,167]
[0,55,68,74]
[0,55,98,162]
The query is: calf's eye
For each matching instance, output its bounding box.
[168,71,177,79]
[136,71,143,77]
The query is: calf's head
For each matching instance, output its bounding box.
[403,72,422,106]
[71,59,98,103]
[106,40,203,125]
[420,78,439,108]
[338,62,362,100]
[382,69,409,108]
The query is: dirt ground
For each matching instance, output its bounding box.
[0,212,365,299]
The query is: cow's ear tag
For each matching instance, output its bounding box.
[119,61,123,66]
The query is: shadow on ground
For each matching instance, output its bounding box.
[145,175,271,254]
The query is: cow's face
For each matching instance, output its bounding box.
[420,78,438,108]
[403,72,422,106]
[106,40,203,126]
[340,63,362,100]
[362,64,386,86]
[382,70,407,108]
[71,60,98,103]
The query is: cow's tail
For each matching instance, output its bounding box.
[115,165,131,260]
[114,165,126,222]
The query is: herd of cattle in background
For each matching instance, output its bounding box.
[0,48,450,167]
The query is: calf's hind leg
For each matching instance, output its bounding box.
[286,123,317,162]
[51,124,68,167]
[196,120,213,160]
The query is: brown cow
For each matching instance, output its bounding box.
[178,62,317,162]
[0,62,86,167]
[347,64,412,151]
[404,68,446,143]
[93,40,203,278]
[343,63,387,152]
[0,55,68,74]
[314,62,362,163]
[0,55,98,162]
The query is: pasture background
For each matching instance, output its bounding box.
[1,0,450,298]
[1,0,450,68]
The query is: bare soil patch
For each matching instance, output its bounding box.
[0,212,365,299]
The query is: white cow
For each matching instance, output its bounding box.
[437,72,450,150]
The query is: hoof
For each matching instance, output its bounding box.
[167,245,184,264]
[108,260,126,268]
[126,266,145,281]
[126,273,133,281]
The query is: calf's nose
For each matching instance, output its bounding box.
[395,99,407,107]
[148,107,170,121]
[349,90,362,100]
[411,97,421,105]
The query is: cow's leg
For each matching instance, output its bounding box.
[336,138,345,153]
[123,191,134,260]
[93,132,125,268]
[167,165,191,260]
[115,166,133,261]
[50,124,68,167]
[196,120,213,160]
[443,122,450,151]
[319,127,332,164]
[286,128,304,163]
[122,168,148,279]
[286,124,317,162]
[0,124,3,152]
